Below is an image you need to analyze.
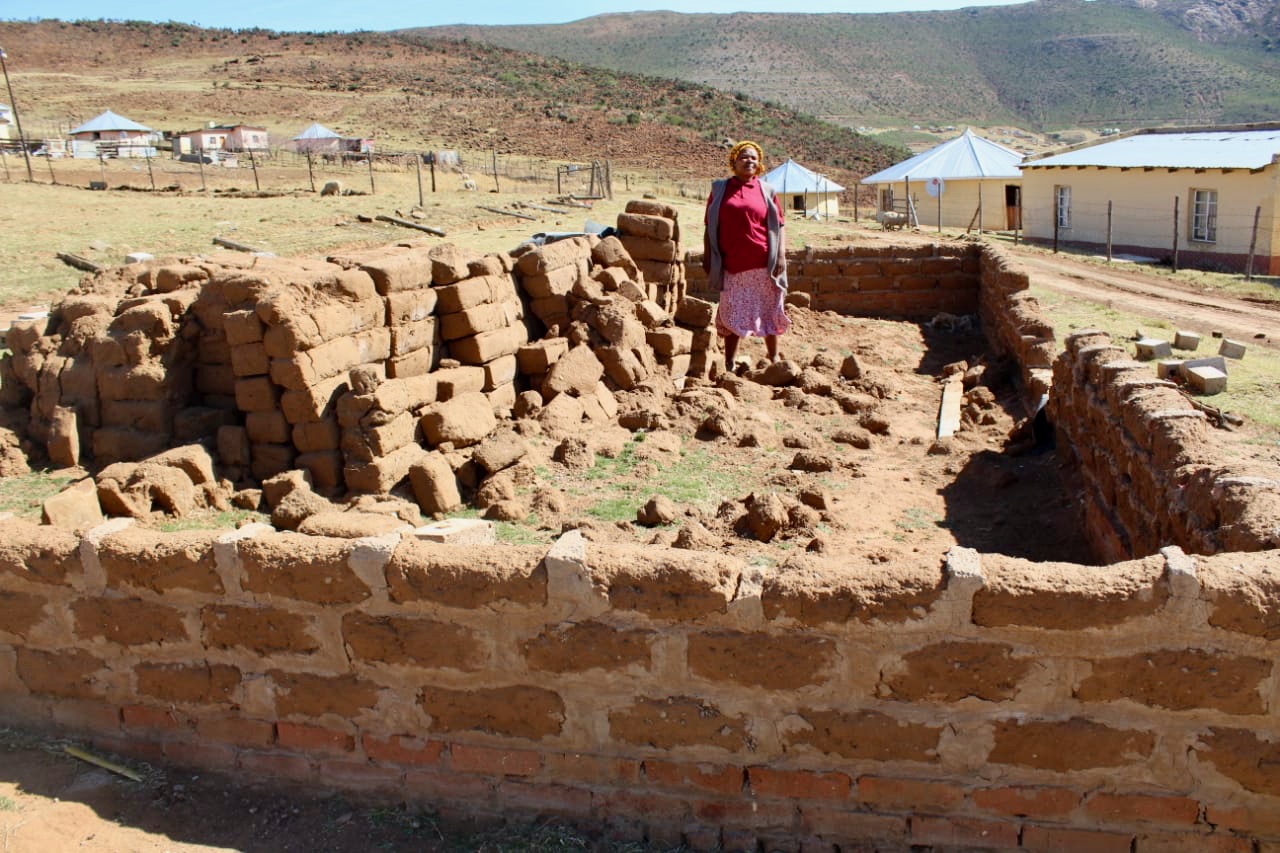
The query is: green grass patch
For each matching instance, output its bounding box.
[157,509,269,532]
[0,794,16,811]
[0,470,78,520]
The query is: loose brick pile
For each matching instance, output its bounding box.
[1,519,1278,849]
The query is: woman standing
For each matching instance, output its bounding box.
[703,140,790,371]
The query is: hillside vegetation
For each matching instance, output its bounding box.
[0,19,905,186]
[420,0,1280,131]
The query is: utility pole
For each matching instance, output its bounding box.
[0,47,34,182]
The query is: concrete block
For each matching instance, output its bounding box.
[1155,360,1183,380]
[1134,338,1172,360]
[413,518,496,545]
[1173,330,1201,351]
[1185,365,1227,395]
[1219,339,1247,359]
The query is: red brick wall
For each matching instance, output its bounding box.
[2,518,1278,849]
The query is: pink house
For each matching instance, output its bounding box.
[68,109,156,158]
[174,123,269,156]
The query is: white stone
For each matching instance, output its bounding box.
[1134,338,1173,360]
[413,518,496,545]
[1173,331,1200,351]
[1184,365,1227,395]
[1219,339,1247,359]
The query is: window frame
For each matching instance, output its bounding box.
[1190,188,1218,244]
[1054,185,1071,229]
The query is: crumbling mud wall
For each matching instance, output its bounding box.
[1051,329,1280,562]
[1,520,1278,849]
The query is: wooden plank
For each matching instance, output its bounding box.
[56,252,102,273]
[212,236,264,253]
[477,205,536,221]
[374,214,446,237]
[937,375,963,439]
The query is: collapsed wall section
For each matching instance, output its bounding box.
[0,519,1277,848]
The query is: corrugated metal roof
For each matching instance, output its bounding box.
[1024,128,1280,170]
[69,110,152,134]
[861,128,1023,185]
[764,158,845,193]
[292,122,340,140]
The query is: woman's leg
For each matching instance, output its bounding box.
[723,334,740,369]
[765,335,779,362]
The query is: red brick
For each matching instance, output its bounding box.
[748,767,851,801]
[197,716,275,748]
[498,779,593,819]
[856,776,966,812]
[693,797,795,829]
[122,704,182,730]
[644,759,743,795]
[1206,802,1280,836]
[276,721,354,754]
[361,733,443,766]
[911,815,1020,849]
[317,759,404,793]
[973,785,1080,819]
[238,750,315,782]
[50,698,121,734]
[449,743,541,776]
[799,806,908,844]
[1085,792,1201,826]
[544,752,641,785]
[161,739,238,771]
[1022,825,1134,852]
[404,766,496,806]
[593,788,692,824]
[1134,830,1254,852]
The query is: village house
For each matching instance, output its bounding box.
[862,128,1024,232]
[67,109,157,159]
[173,122,269,158]
[288,122,373,156]
[764,159,846,219]
[1019,123,1280,274]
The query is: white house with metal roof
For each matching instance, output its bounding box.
[763,159,846,219]
[67,110,156,158]
[1020,124,1280,274]
[861,128,1024,232]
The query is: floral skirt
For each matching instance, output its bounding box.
[715,267,791,338]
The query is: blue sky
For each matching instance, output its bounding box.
[4,0,1032,32]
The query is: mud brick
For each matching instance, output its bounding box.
[230,342,270,377]
[450,325,527,365]
[345,442,427,493]
[434,365,486,399]
[529,295,570,327]
[174,406,235,441]
[1022,826,1133,852]
[197,335,232,365]
[517,339,569,374]
[515,236,591,276]
[387,346,436,378]
[450,743,542,777]
[101,399,171,433]
[644,760,743,795]
[521,257,589,299]
[748,767,851,800]
[296,450,343,492]
[637,259,678,286]
[277,721,354,754]
[386,288,439,325]
[618,212,675,241]
[434,276,495,314]
[484,354,518,390]
[91,428,169,463]
[487,381,516,414]
[135,662,240,704]
[98,363,170,401]
[217,425,251,466]
[196,716,276,748]
[235,376,278,412]
[620,234,678,262]
[246,410,291,444]
[281,373,354,424]
[440,301,521,341]
[369,374,437,417]
[367,410,419,456]
[973,785,1079,819]
[647,328,694,357]
[310,297,384,343]
[359,252,431,295]
[362,734,444,766]
[250,443,296,481]
[390,316,437,356]
[223,308,264,345]
[291,418,341,452]
[17,649,105,700]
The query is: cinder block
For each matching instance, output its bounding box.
[1219,339,1247,359]
[1155,360,1183,380]
[1173,331,1201,351]
[413,518,496,545]
[1185,365,1227,395]
[1134,338,1173,361]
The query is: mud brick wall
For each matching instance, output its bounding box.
[977,247,1057,408]
[2,517,1278,849]
[1050,329,1280,562]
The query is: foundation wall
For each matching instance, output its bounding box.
[1,518,1278,849]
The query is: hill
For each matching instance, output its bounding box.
[0,20,905,186]
[419,0,1280,132]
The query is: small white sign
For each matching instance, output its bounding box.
[925,177,945,198]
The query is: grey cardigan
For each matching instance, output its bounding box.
[703,177,786,292]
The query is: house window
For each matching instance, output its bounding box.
[1191,189,1217,243]
[1054,186,1071,229]
[880,188,894,211]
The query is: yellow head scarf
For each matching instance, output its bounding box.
[727,140,765,176]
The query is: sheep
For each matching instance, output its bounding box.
[875,210,910,230]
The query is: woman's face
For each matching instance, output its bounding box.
[732,147,760,181]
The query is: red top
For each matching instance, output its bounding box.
[708,176,784,274]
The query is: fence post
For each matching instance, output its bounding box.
[1171,195,1179,272]
[198,154,206,192]
[145,151,156,191]
[249,149,260,192]
[367,153,375,194]
[1052,208,1059,254]
[1106,200,1113,262]
[0,149,8,182]
[1246,205,1261,281]
[415,155,424,207]
[306,151,315,193]
[491,148,500,193]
